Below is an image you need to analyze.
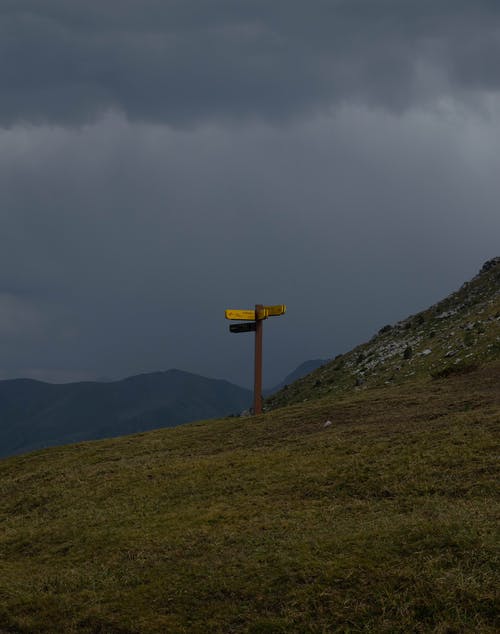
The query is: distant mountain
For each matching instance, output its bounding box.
[265,359,329,396]
[267,257,500,409]
[0,370,252,458]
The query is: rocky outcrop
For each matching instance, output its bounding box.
[267,257,500,409]
[479,257,500,275]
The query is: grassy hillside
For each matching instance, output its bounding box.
[267,257,500,410]
[0,361,498,633]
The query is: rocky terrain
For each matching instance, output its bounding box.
[267,257,500,409]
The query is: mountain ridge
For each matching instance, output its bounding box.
[0,362,333,459]
[264,358,329,396]
[0,368,252,458]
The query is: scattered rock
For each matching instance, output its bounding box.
[421,349,432,356]
[479,257,500,274]
[323,420,332,428]
[403,346,413,360]
[436,309,457,319]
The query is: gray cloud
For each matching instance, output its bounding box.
[1,104,500,385]
[2,1,500,127]
[1,2,500,387]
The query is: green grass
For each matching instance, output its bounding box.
[0,362,499,633]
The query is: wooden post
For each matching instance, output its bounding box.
[226,303,285,415]
[253,304,263,415]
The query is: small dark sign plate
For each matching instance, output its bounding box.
[230,322,257,334]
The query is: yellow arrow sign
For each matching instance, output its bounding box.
[225,306,285,320]
[225,308,271,321]
[225,309,256,321]
[265,304,286,317]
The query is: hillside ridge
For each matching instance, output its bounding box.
[267,257,500,409]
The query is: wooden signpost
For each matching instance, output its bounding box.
[225,303,286,415]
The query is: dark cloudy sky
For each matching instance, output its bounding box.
[1,1,499,387]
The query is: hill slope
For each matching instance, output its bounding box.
[0,361,498,633]
[267,257,500,409]
[0,370,252,458]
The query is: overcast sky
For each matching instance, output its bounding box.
[1,0,500,387]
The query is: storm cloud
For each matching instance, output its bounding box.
[1,2,500,387]
[2,1,500,126]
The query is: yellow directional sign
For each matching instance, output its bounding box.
[225,309,256,321]
[225,305,285,321]
[265,304,286,317]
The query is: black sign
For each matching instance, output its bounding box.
[230,322,256,334]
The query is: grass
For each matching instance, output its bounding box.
[0,362,499,633]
